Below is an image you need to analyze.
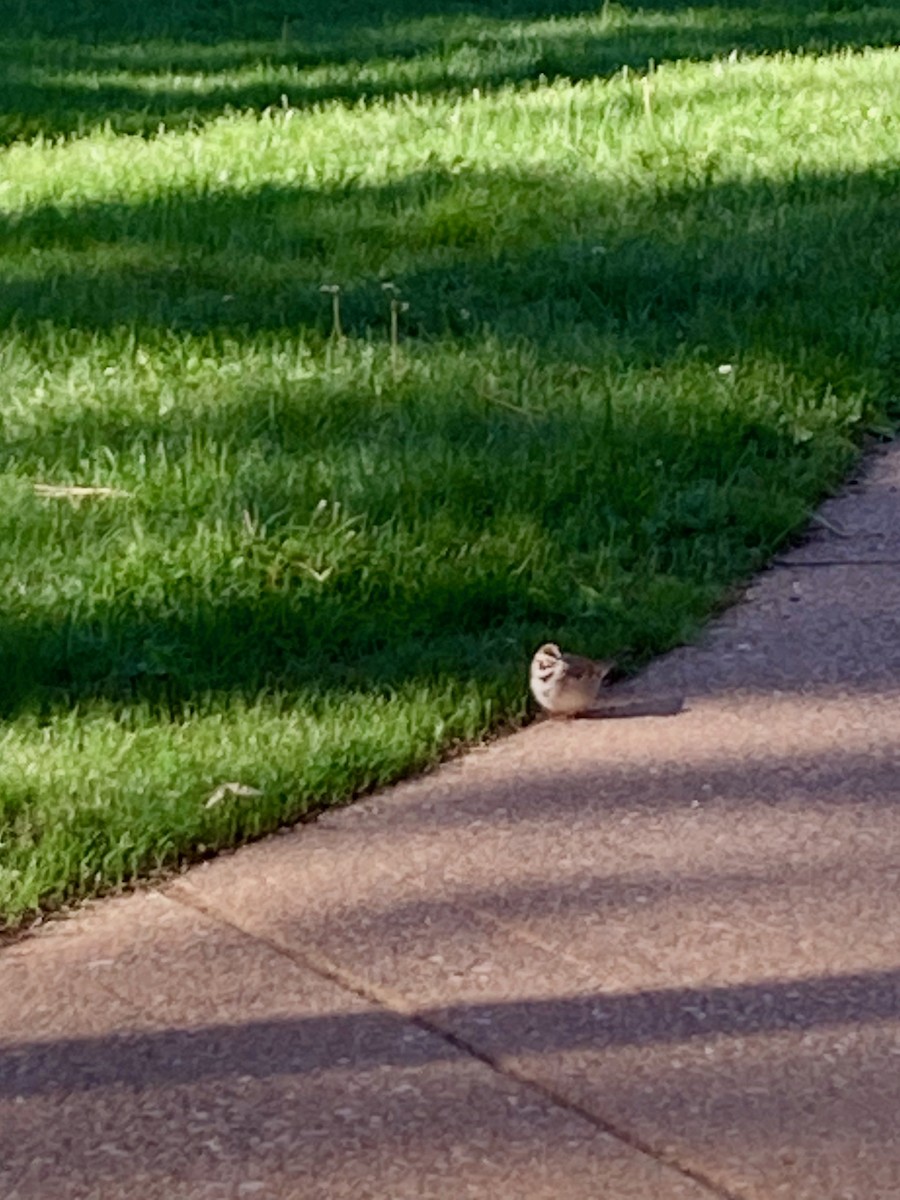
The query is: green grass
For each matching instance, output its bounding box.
[1,0,899,927]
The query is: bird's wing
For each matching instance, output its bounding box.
[562,653,606,679]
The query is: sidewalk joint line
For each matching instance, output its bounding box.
[168,882,745,1200]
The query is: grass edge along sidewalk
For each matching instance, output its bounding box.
[1,5,898,927]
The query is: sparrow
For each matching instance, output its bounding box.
[529,642,615,716]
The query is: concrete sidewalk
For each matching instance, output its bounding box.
[4,446,900,1200]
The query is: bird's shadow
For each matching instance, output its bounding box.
[541,694,689,720]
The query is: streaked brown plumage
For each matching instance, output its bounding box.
[529,642,615,716]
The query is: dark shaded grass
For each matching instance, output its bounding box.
[3,165,897,356]
[2,164,895,722]
[2,0,898,143]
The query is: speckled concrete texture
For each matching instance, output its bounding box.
[0,893,710,1200]
[4,445,900,1199]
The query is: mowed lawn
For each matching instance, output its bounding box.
[1,1,898,927]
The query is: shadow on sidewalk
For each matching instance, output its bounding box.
[2,957,898,1194]
[4,964,900,1099]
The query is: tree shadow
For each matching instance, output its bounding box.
[2,0,897,142]
[0,998,627,1194]
[1,162,895,718]
[3,964,899,1191]
[4,733,900,1191]
[3,163,897,354]
[4,965,900,1099]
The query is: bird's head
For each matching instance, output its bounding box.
[531,643,562,676]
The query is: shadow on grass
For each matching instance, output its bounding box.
[2,0,898,142]
[0,398,781,722]
[2,164,898,358]
[0,162,896,718]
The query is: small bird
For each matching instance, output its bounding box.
[529,642,615,716]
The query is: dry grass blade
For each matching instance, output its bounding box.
[33,483,133,500]
[205,781,264,809]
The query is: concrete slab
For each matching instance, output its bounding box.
[787,445,900,563]
[0,891,715,1200]
[170,714,900,1198]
